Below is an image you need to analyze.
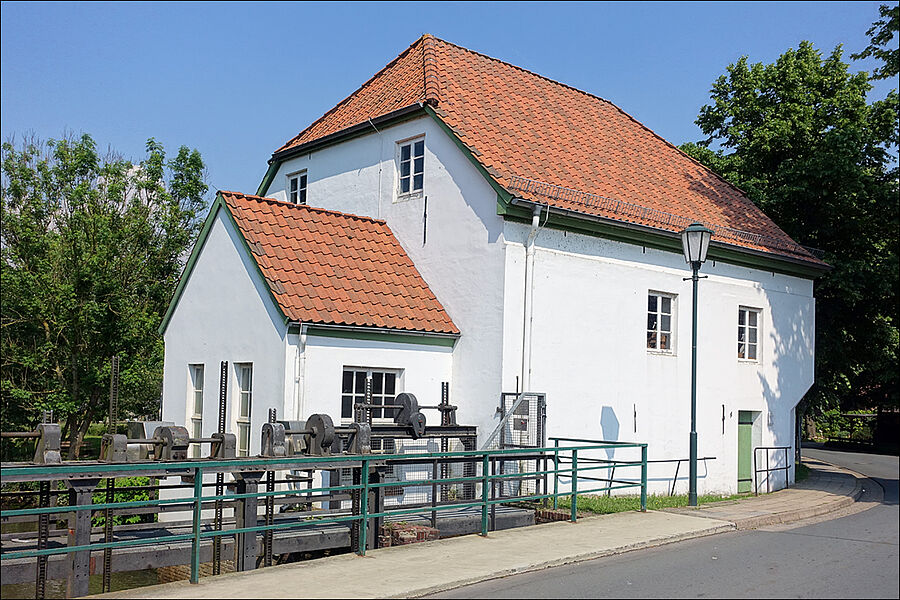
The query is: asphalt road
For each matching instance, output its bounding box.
[429,447,899,599]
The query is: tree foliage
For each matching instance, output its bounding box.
[680,41,899,416]
[851,3,899,81]
[1,134,207,456]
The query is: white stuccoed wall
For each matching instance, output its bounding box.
[162,208,289,454]
[266,116,507,439]
[298,333,453,422]
[501,221,815,494]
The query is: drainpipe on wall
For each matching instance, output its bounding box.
[521,204,544,393]
[294,323,308,420]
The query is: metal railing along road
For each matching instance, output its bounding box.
[0,440,648,592]
[753,445,793,495]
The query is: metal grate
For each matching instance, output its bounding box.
[497,393,547,496]
[507,176,824,260]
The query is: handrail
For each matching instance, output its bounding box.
[0,440,648,590]
[752,445,792,495]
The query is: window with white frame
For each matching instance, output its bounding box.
[188,364,204,458]
[647,292,675,352]
[341,369,399,420]
[288,171,307,205]
[738,307,761,361]
[397,138,424,196]
[235,363,253,456]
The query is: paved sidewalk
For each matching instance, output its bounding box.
[665,457,866,529]
[100,458,866,599]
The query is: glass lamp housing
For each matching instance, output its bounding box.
[680,223,713,265]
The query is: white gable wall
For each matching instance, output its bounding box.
[266,115,507,438]
[502,221,815,494]
[162,208,289,454]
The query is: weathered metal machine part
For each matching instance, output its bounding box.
[32,423,61,465]
[264,409,277,568]
[210,432,236,459]
[151,426,190,461]
[213,360,227,575]
[232,471,263,572]
[104,354,121,593]
[66,479,101,599]
[260,423,287,458]
[35,480,51,599]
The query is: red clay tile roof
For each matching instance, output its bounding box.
[220,191,459,335]
[275,35,824,267]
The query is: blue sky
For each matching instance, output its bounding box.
[1,1,894,197]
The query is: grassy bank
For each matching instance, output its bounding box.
[558,492,747,515]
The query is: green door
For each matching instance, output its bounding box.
[738,412,754,493]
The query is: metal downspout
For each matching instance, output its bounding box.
[295,323,308,420]
[521,204,543,393]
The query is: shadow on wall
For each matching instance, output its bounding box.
[756,284,815,492]
[600,405,620,461]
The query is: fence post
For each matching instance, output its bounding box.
[785,447,790,490]
[481,454,489,536]
[641,445,648,512]
[570,449,578,522]
[359,458,370,556]
[553,440,559,510]
[191,467,203,584]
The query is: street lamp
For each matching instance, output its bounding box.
[680,222,713,507]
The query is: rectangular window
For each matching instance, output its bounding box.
[647,293,675,352]
[738,307,760,361]
[189,364,204,458]
[398,138,424,196]
[288,171,307,205]
[341,369,399,420]
[235,363,253,456]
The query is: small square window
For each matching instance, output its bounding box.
[397,138,424,197]
[738,307,761,361]
[647,292,675,353]
[288,171,307,205]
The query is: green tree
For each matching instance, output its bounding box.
[1,134,207,457]
[680,41,899,417]
[851,3,899,81]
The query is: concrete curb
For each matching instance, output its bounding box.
[730,459,865,530]
[396,521,736,599]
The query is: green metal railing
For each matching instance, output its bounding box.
[1,440,647,588]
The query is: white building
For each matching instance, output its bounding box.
[160,35,828,495]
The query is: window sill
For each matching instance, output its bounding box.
[647,350,677,357]
[395,191,424,203]
[737,358,760,364]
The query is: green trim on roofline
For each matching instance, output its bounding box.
[259,105,429,196]
[422,104,514,204]
[158,193,290,335]
[257,162,279,196]
[305,325,457,347]
[502,201,828,279]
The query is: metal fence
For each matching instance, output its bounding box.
[1,440,647,595]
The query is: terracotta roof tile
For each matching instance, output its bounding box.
[220,191,458,335]
[274,35,824,266]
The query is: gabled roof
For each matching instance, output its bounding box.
[272,34,826,269]
[161,191,459,336]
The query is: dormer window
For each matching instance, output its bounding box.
[398,137,424,197]
[288,171,307,204]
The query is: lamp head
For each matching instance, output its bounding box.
[680,222,713,267]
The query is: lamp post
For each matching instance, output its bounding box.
[680,222,713,507]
